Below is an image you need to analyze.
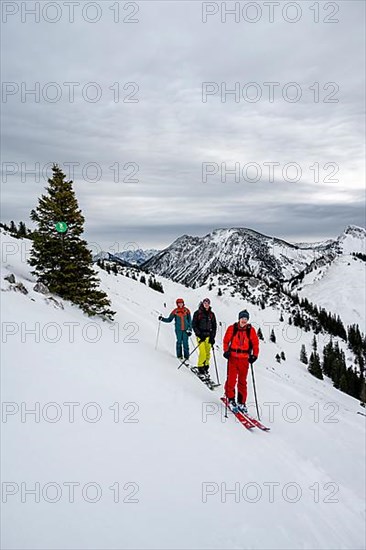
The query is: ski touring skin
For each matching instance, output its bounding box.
[221,397,270,431]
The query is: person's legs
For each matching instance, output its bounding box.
[225,358,238,400]
[176,331,183,358]
[197,338,206,367]
[237,360,250,404]
[204,338,211,368]
[182,331,190,359]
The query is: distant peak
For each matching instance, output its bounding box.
[341,225,366,237]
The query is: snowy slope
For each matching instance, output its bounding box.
[1,233,365,550]
[298,254,366,331]
[297,226,366,330]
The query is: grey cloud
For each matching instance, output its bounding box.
[1,1,365,249]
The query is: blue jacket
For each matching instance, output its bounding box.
[161,307,192,334]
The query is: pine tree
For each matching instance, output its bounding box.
[312,335,317,352]
[29,164,115,319]
[217,287,223,296]
[300,344,308,364]
[270,329,276,343]
[18,221,27,238]
[339,373,348,393]
[360,378,366,406]
[280,351,286,361]
[308,351,323,380]
[257,327,264,341]
[275,353,281,363]
[9,220,17,234]
[279,312,284,322]
[140,275,146,284]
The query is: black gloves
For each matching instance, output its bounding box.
[158,315,163,321]
[186,330,192,337]
[249,355,258,364]
[223,350,230,360]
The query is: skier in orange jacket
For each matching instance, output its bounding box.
[223,309,259,414]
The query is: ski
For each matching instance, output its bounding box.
[190,367,221,391]
[220,397,255,430]
[239,411,270,432]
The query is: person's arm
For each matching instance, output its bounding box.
[186,310,192,332]
[212,312,217,340]
[192,311,201,338]
[223,325,234,353]
[250,326,259,357]
[161,311,175,323]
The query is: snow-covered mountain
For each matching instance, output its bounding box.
[1,231,365,550]
[144,225,365,285]
[144,225,366,330]
[93,248,158,266]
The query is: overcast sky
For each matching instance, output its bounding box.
[1,0,365,251]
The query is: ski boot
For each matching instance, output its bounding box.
[237,402,248,414]
[228,397,239,413]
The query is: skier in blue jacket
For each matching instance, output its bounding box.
[158,298,192,361]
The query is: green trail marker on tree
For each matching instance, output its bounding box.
[55,221,68,233]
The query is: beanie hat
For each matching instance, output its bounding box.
[176,298,184,305]
[238,309,249,320]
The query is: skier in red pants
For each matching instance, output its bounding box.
[223,309,259,413]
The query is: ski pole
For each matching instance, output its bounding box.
[155,319,161,350]
[225,357,229,418]
[250,362,260,420]
[177,342,200,369]
[190,336,199,357]
[211,345,220,385]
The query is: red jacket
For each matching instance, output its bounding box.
[223,323,259,358]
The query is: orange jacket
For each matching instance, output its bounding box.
[223,323,259,357]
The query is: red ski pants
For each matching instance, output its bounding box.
[225,356,250,403]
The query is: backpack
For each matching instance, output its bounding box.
[229,322,253,353]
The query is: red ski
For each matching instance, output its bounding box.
[220,397,270,432]
[240,411,270,432]
[220,397,255,430]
